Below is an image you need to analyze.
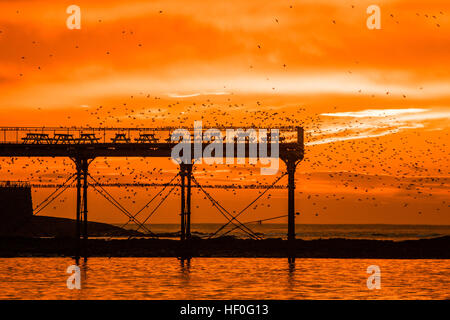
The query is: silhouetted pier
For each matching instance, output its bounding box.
[0,126,304,251]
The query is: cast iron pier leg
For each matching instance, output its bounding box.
[180,163,193,241]
[287,160,296,242]
[82,159,88,241]
[180,165,186,241]
[73,157,91,244]
[186,164,192,240]
[76,162,82,240]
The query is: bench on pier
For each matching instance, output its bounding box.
[111,133,130,143]
[135,133,158,143]
[260,134,286,143]
[53,133,76,144]
[77,133,100,144]
[21,133,52,144]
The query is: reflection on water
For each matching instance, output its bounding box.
[0,257,448,300]
[179,258,191,285]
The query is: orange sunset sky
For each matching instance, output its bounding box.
[0,0,448,226]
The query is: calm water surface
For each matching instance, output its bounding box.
[0,258,448,299]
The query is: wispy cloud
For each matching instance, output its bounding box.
[308,108,450,145]
[321,108,427,118]
[167,91,230,98]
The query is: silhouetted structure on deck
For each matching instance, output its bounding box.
[0,181,33,236]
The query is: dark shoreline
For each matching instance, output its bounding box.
[0,236,449,259]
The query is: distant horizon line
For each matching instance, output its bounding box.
[116,222,450,227]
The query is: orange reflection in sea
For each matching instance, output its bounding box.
[0,258,449,299]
